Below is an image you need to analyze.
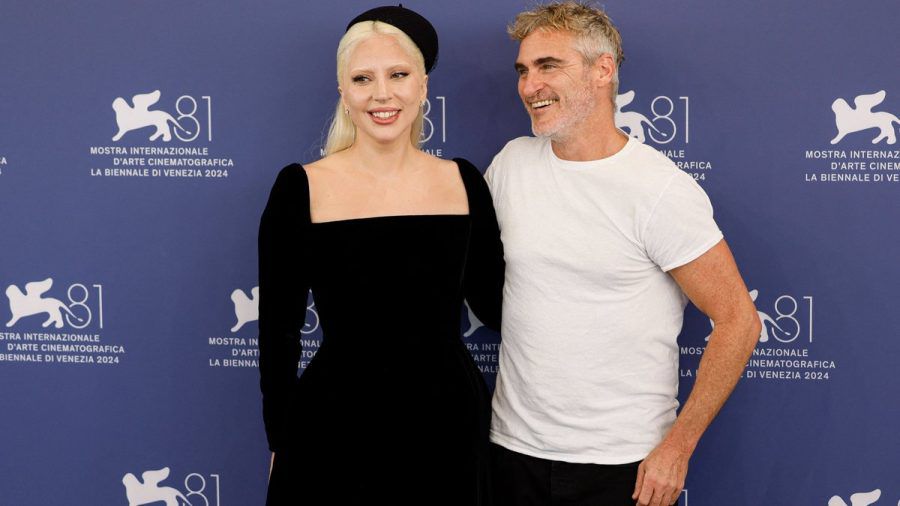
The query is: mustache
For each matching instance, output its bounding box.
[524,93,559,103]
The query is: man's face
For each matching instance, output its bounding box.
[515,30,598,140]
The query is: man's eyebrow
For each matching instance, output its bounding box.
[514,56,564,72]
[534,56,564,66]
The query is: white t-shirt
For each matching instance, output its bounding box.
[486,136,723,464]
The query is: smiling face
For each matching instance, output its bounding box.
[515,29,600,140]
[340,34,427,147]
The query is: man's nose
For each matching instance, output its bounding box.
[520,72,544,99]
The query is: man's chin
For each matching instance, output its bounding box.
[531,122,555,138]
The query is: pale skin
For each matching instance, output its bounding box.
[516,29,761,505]
[307,34,467,223]
[269,34,468,476]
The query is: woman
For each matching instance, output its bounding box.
[258,6,504,505]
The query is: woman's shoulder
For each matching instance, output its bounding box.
[443,156,492,212]
[262,163,311,224]
[302,154,333,173]
[303,151,356,180]
[446,156,486,187]
[270,163,309,194]
[413,150,478,178]
[449,156,481,176]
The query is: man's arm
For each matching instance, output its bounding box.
[633,239,760,506]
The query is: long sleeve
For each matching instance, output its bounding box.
[457,158,505,332]
[258,164,310,452]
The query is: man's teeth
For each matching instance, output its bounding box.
[531,99,557,109]
[371,110,399,119]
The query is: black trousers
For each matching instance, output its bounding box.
[491,443,678,506]
[266,447,482,506]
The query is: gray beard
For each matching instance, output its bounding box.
[529,82,596,141]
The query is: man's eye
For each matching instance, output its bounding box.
[541,64,556,71]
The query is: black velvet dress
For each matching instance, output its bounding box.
[259,159,504,505]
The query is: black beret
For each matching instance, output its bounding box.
[346,5,439,74]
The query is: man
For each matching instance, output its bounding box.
[485,3,761,505]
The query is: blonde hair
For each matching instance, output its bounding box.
[324,21,427,156]
[509,1,624,99]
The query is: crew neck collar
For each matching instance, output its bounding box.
[548,135,637,170]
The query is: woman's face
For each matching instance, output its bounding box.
[340,34,427,146]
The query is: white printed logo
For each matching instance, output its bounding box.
[230,286,259,332]
[5,278,104,330]
[5,278,83,329]
[831,90,899,145]
[420,96,447,144]
[3,277,119,366]
[123,467,222,506]
[111,90,213,143]
[614,90,691,145]
[122,467,190,506]
[462,300,484,338]
[301,296,319,334]
[229,287,319,335]
[706,289,802,343]
[828,489,893,506]
[615,90,664,143]
[113,90,192,142]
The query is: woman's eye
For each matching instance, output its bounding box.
[351,75,370,83]
[391,72,409,79]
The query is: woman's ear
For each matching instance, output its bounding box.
[421,74,429,104]
[338,87,348,113]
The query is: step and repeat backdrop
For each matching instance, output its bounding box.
[1,0,897,504]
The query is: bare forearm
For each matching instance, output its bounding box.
[665,314,759,452]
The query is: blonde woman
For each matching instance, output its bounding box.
[258,6,503,505]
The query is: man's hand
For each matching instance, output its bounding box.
[632,436,689,505]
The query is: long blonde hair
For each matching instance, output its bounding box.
[324,21,427,156]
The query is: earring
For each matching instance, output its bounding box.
[344,108,350,115]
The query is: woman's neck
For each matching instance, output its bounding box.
[344,137,422,176]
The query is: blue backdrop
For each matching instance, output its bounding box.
[1,1,898,504]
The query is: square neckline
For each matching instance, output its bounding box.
[302,158,472,225]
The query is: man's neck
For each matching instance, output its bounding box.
[550,118,629,162]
